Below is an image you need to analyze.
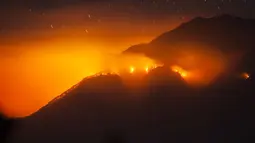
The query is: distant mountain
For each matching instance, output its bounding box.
[123,15,255,73]
[9,66,255,143]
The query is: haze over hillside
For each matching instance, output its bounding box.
[124,15,255,85]
[4,15,255,143]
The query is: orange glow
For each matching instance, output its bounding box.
[180,72,188,78]
[144,64,164,73]
[171,65,189,78]
[1,49,104,117]
[241,72,250,79]
[130,66,135,73]
[145,67,149,73]
[0,40,227,117]
[163,42,226,86]
[0,47,157,117]
[0,3,184,117]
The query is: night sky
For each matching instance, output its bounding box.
[0,0,254,35]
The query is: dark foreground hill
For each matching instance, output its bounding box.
[8,67,255,143]
[0,113,15,143]
[123,15,255,73]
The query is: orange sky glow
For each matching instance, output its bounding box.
[0,21,177,117]
[0,7,226,117]
[0,28,228,117]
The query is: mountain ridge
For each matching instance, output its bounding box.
[123,14,255,73]
[6,15,255,143]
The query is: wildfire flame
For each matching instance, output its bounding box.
[144,67,148,73]
[130,66,135,73]
[127,64,164,74]
[171,65,189,78]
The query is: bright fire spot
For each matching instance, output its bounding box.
[145,67,149,73]
[241,72,250,79]
[130,66,135,73]
[152,64,164,69]
[180,72,188,77]
[171,65,189,78]
[144,64,163,73]
[173,69,178,73]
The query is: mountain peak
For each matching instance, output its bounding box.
[123,15,255,81]
[35,73,122,114]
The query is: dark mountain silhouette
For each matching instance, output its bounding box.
[123,14,255,73]
[8,66,255,143]
[0,113,15,143]
[6,15,255,143]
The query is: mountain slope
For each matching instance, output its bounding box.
[0,113,15,143]
[123,15,255,73]
[9,67,255,143]
[7,15,255,143]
